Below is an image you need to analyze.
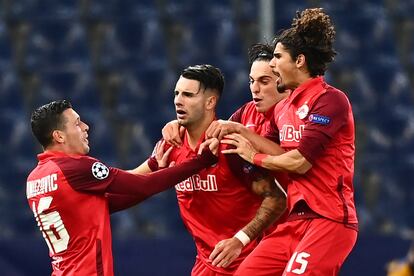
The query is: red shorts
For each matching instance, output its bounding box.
[235,218,357,276]
[191,255,234,276]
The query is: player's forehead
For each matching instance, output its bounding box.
[274,42,288,55]
[174,76,201,94]
[250,60,276,79]
[62,108,80,123]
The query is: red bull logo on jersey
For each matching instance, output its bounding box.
[175,174,218,192]
[279,124,305,142]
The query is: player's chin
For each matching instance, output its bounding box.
[177,118,188,127]
[83,145,90,155]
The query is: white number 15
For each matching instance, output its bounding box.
[286,251,310,274]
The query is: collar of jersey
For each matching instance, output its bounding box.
[288,76,325,104]
[38,150,84,161]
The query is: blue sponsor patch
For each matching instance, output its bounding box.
[309,114,330,125]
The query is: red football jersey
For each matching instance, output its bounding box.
[266,77,358,225]
[229,101,275,137]
[165,133,263,274]
[27,151,117,276]
[230,101,289,192]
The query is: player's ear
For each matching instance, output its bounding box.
[206,95,217,111]
[52,130,65,144]
[296,54,306,68]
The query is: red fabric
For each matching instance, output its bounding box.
[191,256,233,276]
[267,77,358,226]
[26,152,114,276]
[159,131,262,274]
[236,218,357,276]
[231,100,289,192]
[253,153,268,167]
[26,149,217,275]
[230,101,278,143]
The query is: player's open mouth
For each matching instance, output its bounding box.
[253,98,262,103]
[176,109,186,118]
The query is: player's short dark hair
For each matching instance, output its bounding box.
[248,43,274,65]
[273,8,336,77]
[31,100,72,148]
[181,64,224,98]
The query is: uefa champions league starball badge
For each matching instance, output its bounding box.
[92,162,110,180]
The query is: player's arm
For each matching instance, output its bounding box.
[222,135,312,174]
[222,91,350,174]
[209,172,286,267]
[64,139,219,203]
[106,139,219,197]
[106,193,144,213]
[106,140,174,213]
[127,140,173,175]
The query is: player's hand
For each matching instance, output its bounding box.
[221,133,257,163]
[198,138,219,156]
[205,120,242,140]
[209,238,243,268]
[154,140,173,169]
[161,120,185,147]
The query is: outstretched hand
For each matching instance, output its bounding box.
[198,138,220,156]
[221,133,257,164]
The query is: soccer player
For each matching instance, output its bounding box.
[26,100,218,276]
[221,8,358,275]
[140,64,286,275]
[163,43,289,147]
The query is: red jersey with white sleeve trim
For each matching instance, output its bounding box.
[265,77,358,225]
[26,151,116,276]
[165,133,262,274]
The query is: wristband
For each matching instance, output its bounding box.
[147,156,159,171]
[253,153,268,167]
[234,230,251,246]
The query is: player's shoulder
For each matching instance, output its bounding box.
[318,85,350,108]
[53,154,105,173]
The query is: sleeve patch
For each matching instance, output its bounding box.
[92,162,110,180]
[309,114,331,125]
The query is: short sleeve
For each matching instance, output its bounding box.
[298,90,350,163]
[229,103,248,122]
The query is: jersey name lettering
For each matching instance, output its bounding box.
[280,124,305,142]
[27,173,58,198]
[175,174,218,192]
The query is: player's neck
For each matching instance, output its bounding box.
[186,113,215,150]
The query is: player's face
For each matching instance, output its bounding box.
[269,42,299,91]
[174,76,209,128]
[60,108,90,155]
[249,60,286,113]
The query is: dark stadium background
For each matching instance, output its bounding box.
[0,0,413,275]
